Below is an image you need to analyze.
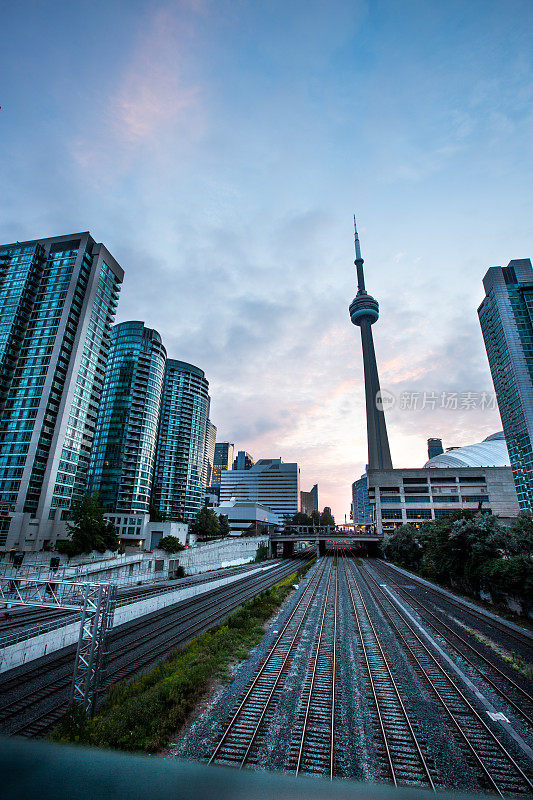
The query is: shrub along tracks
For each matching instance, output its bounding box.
[369,560,533,729]
[0,557,310,738]
[175,554,533,794]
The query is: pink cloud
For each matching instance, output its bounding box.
[71,5,204,177]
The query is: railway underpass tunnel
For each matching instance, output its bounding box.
[351,540,381,558]
[282,541,294,558]
[322,540,381,558]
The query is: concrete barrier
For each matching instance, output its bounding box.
[176,537,268,575]
[0,562,276,674]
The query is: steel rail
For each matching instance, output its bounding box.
[343,556,436,790]
[369,561,533,728]
[2,558,311,737]
[378,561,533,651]
[208,558,327,766]
[329,558,338,780]
[0,556,302,694]
[359,564,533,797]
[8,559,311,738]
[294,560,336,777]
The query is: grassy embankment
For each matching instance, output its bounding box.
[51,559,315,753]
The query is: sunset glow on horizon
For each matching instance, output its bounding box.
[1,0,531,518]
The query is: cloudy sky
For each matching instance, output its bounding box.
[1,0,532,519]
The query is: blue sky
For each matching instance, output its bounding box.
[1,0,532,518]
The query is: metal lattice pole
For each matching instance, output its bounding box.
[71,583,117,715]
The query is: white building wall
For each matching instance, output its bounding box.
[368,466,519,536]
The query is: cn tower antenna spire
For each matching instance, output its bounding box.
[353,214,365,292]
[349,215,393,471]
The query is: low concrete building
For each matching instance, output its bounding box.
[216,499,280,536]
[104,513,188,551]
[368,466,519,537]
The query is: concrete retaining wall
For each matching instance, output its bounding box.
[0,561,276,674]
[1,537,268,586]
[175,536,268,575]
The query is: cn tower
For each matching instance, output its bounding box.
[349,216,393,470]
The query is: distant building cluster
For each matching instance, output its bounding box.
[349,217,531,533]
[0,232,318,554]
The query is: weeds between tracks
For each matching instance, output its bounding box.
[50,559,315,753]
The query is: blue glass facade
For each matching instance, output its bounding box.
[0,233,123,550]
[88,322,166,515]
[479,260,533,511]
[352,473,373,524]
[153,360,210,521]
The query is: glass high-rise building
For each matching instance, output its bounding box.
[233,450,254,470]
[220,458,300,521]
[88,322,166,515]
[211,442,234,488]
[153,360,211,521]
[352,472,373,525]
[478,259,533,511]
[203,420,217,487]
[427,438,444,460]
[0,233,123,551]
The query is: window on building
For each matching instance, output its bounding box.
[406,509,432,519]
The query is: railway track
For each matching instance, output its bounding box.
[342,556,438,790]
[0,558,310,738]
[357,561,533,797]
[376,560,533,657]
[0,562,274,641]
[208,558,329,768]
[368,561,533,731]
[290,557,338,778]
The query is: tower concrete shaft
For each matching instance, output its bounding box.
[360,319,393,470]
[349,217,393,471]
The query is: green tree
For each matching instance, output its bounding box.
[310,510,321,526]
[218,514,231,538]
[254,542,269,562]
[445,512,506,592]
[506,513,533,557]
[481,555,533,601]
[149,504,166,523]
[382,524,423,570]
[320,507,335,527]
[189,506,221,541]
[56,493,118,557]
[157,536,185,554]
[289,512,313,526]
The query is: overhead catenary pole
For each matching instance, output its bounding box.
[0,577,116,715]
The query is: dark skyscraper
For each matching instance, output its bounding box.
[233,450,254,470]
[349,217,392,470]
[427,438,444,460]
[211,442,234,488]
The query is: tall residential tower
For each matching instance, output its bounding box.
[87,321,167,515]
[349,217,392,470]
[0,233,123,551]
[153,360,211,521]
[478,259,533,511]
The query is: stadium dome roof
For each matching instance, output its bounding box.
[424,431,509,468]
